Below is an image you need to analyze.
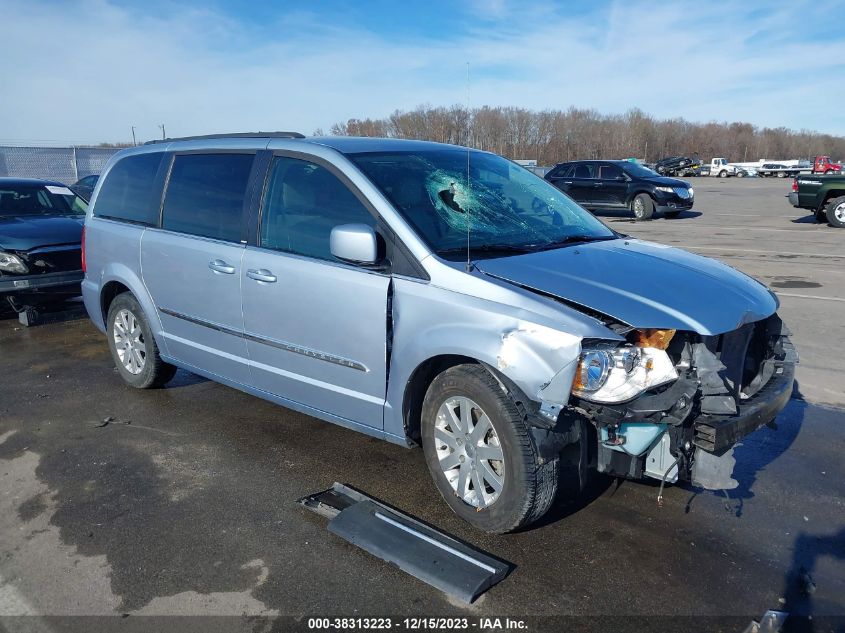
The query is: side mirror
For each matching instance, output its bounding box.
[330,224,379,264]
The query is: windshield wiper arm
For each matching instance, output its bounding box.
[437,244,537,256]
[536,235,617,250]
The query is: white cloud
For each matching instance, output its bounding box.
[1,0,843,145]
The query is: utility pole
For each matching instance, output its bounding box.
[131,126,137,146]
[159,124,166,140]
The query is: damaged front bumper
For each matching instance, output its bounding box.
[553,317,797,488]
[694,361,794,454]
[0,270,83,295]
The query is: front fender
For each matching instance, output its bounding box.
[385,279,586,439]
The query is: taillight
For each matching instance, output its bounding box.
[791,178,799,192]
[81,226,86,273]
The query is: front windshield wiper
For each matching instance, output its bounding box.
[436,244,538,258]
[535,234,618,251]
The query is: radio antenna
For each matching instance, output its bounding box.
[465,61,473,273]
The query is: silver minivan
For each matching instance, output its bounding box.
[82,133,796,533]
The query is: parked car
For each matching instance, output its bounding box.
[788,173,845,227]
[758,163,790,178]
[71,174,99,201]
[544,159,694,220]
[83,134,796,533]
[0,178,87,309]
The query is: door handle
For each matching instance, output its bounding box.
[593,182,602,187]
[247,268,277,283]
[564,181,573,185]
[208,259,236,274]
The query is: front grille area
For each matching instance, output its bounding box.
[16,246,82,275]
[691,313,792,416]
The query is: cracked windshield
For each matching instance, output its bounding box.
[350,149,615,259]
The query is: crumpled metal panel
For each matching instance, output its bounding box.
[475,238,778,336]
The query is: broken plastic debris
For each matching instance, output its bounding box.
[692,447,739,490]
[299,483,510,603]
[743,609,787,633]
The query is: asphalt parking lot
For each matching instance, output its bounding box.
[0,178,843,631]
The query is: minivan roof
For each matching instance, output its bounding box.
[142,133,482,155]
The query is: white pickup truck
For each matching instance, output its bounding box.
[700,158,742,178]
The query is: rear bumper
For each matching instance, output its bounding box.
[0,270,83,295]
[693,361,795,454]
[787,191,801,208]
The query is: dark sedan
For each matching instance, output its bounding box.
[0,178,87,309]
[544,160,694,220]
[71,174,99,201]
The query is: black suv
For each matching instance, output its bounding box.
[544,160,694,220]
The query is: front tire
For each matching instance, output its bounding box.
[632,193,654,221]
[421,364,558,533]
[719,170,728,178]
[107,292,176,388]
[826,195,845,228]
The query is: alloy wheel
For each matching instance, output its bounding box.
[113,308,146,375]
[434,396,505,508]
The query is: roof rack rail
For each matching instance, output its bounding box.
[144,131,305,145]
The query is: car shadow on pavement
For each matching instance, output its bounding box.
[597,209,703,223]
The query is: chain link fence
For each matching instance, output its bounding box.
[0,146,123,184]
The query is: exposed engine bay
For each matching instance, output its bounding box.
[564,313,797,490]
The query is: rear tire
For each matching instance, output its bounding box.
[815,208,829,223]
[825,195,845,228]
[106,293,177,389]
[777,171,786,178]
[632,193,654,221]
[421,364,558,533]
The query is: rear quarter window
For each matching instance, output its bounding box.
[161,153,255,242]
[93,153,163,225]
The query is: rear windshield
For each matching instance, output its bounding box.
[349,149,614,257]
[0,185,88,217]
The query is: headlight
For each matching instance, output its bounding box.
[0,252,28,274]
[572,344,678,404]
[654,186,674,194]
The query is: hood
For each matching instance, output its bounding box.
[0,215,84,251]
[645,175,689,188]
[475,239,777,335]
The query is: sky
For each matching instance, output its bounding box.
[2,0,845,145]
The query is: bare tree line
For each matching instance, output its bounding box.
[324,105,845,165]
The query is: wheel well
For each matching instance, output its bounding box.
[821,190,845,208]
[629,191,654,208]
[402,354,477,445]
[100,281,130,323]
